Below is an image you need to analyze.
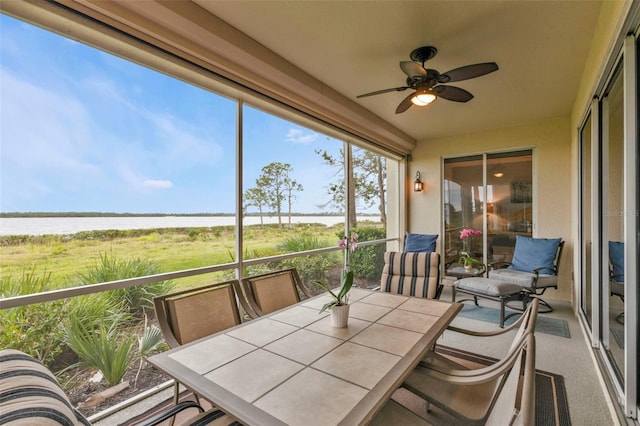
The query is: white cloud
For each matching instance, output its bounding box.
[143,179,174,189]
[285,128,319,144]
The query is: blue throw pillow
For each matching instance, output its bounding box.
[510,236,561,275]
[609,241,624,282]
[404,233,438,253]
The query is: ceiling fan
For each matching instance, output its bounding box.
[357,46,498,114]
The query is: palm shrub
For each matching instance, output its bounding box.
[75,250,174,317]
[0,268,68,366]
[63,307,134,386]
[134,316,165,388]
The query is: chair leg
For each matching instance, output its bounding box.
[170,381,180,426]
[499,298,506,328]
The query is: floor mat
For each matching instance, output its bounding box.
[611,327,625,349]
[457,303,571,338]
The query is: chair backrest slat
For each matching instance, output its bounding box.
[154,280,244,347]
[242,268,310,316]
[487,333,536,425]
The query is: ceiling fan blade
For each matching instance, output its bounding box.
[439,62,498,83]
[435,85,474,102]
[357,86,409,98]
[400,61,427,78]
[395,92,415,114]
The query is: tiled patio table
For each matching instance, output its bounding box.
[148,287,462,426]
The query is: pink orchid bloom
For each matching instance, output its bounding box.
[460,228,482,239]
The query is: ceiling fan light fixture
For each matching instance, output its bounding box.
[411,89,437,106]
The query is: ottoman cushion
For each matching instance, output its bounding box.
[456,277,523,297]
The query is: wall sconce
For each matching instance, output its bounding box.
[413,171,424,192]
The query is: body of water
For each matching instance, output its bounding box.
[0,216,371,236]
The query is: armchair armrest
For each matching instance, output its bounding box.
[488,261,511,270]
[414,333,530,381]
[138,400,204,426]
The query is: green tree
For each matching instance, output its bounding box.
[255,162,302,227]
[244,186,269,226]
[284,176,303,224]
[316,146,387,227]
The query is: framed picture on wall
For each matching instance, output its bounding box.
[511,182,532,203]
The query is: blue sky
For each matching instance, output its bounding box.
[0,14,343,214]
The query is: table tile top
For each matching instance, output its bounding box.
[350,323,423,356]
[399,298,452,316]
[347,301,392,322]
[168,334,255,374]
[377,309,438,334]
[151,290,462,426]
[269,305,328,327]
[304,314,371,339]
[346,287,376,302]
[360,292,408,307]
[264,329,342,365]
[254,368,367,426]
[300,294,335,310]
[204,349,303,403]
[311,341,400,389]
[227,318,298,346]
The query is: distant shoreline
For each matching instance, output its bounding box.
[0,215,379,236]
[0,212,369,218]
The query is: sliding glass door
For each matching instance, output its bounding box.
[443,150,533,268]
[578,33,639,419]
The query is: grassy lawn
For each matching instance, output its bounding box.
[0,223,345,292]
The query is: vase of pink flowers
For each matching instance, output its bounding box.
[459,228,482,270]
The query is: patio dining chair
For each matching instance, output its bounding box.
[401,332,535,425]
[379,251,442,299]
[0,349,238,426]
[241,268,311,316]
[488,235,564,312]
[422,298,539,370]
[153,280,252,409]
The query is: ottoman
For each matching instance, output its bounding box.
[453,277,524,327]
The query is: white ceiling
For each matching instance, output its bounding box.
[194,0,604,142]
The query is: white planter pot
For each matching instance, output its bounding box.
[331,304,350,328]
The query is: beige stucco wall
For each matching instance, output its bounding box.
[409,116,573,302]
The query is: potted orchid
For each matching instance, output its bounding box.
[458,251,485,271]
[316,232,357,327]
[459,228,483,271]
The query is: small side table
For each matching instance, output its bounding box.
[445,263,486,302]
[446,263,486,279]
